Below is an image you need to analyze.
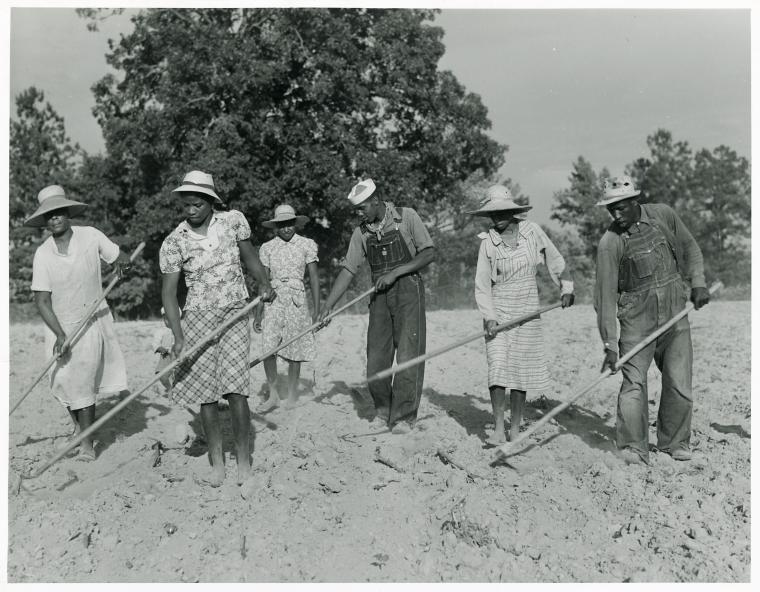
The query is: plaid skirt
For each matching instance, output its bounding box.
[172,300,251,405]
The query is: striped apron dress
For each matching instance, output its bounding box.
[485,237,551,391]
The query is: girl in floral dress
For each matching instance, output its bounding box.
[160,170,274,487]
[254,205,320,409]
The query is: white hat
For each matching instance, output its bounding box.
[596,175,641,207]
[172,170,224,205]
[467,184,532,217]
[347,179,376,206]
[262,204,309,228]
[24,185,88,228]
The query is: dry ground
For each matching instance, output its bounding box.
[6,302,751,582]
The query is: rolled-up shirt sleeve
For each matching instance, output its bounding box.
[339,228,366,275]
[474,241,497,321]
[404,208,434,253]
[594,233,622,353]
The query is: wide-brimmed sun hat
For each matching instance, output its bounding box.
[24,185,88,228]
[347,178,376,206]
[596,175,641,207]
[262,204,309,228]
[467,184,532,217]
[172,170,224,205]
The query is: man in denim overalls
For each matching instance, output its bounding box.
[594,175,710,464]
[318,179,436,434]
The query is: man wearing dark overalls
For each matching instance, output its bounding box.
[318,178,436,434]
[594,175,710,465]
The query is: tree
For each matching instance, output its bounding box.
[9,87,81,301]
[84,8,506,313]
[550,156,611,258]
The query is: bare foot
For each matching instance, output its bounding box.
[236,462,252,486]
[240,476,257,500]
[194,466,225,488]
[485,432,507,447]
[283,396,299,409]
[259,396,280,412]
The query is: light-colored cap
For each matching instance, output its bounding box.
[347,178,376,206]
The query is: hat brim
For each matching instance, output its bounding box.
[595,191,640,207]
[262,215,309,229]
[172,184,224,205]
[24,201,89,228]
[467,204,533,217]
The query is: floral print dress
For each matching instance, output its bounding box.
[259,234,318,362]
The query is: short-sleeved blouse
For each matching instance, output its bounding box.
[259,234,318,283]
[159,210,251,311]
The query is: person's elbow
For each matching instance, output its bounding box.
[421,246,436,266]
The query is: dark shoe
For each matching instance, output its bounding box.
[668,448,692,461]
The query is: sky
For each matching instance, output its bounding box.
[7,5,752,226]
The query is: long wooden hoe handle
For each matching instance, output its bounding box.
[249,286,375,368]
[495,282,723,458]
[367,302,562,384]
[18,296,262,483]
[10,242,146,416]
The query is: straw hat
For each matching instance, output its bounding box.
[262,204,309,228]
[467,184,532,217]
[24,185,88,228]
[347,179,376,206]
[172,170,224,205]
[596,175,641,207]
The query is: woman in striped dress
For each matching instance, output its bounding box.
[471,185,575,445]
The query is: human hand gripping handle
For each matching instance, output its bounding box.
[601,349,618,374]
[374,270,398,292]
[484,320,499,340]
[690,286,710,310]
[561,293,575,308]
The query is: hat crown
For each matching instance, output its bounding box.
[273,204,296,218]
[604,175,638,198]
[484,184,514,204]
[37,185,66,204]
[181,170,216,189]
[347,178,376,205]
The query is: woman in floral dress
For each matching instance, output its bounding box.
[254,204,319,409]
[160,170,274,487]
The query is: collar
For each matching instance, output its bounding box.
[483,221,526,246]
[363,202,400,236]
[180,211,219,236]
[618,204,653,236]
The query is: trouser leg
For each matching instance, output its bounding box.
[654,318,693,452]
[616,341,656,459]
[366,292,394,419]
[388,275,426,426]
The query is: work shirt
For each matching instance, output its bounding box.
[31,225,120,324]
[340,202,434,275]
[159,210,251,311]
[594,203,706,353]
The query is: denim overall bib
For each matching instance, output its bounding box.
[616,220,693,460]
[363,211,426,427]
